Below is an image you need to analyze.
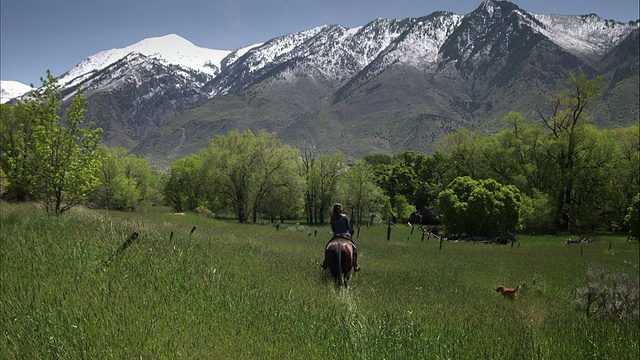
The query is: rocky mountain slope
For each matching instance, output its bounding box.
[6,0,639,167]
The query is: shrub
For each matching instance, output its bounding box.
[392,195,416,223]
[574,266,639,323]
[624,193,639,240]
[195,206,215,218]
[0,168,8,196]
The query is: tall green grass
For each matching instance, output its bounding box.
[1,202,638,358]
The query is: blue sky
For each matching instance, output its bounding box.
[1,0,638,86]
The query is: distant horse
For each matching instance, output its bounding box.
[322,237,355,288]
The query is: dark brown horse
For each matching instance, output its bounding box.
[322,237,355,288]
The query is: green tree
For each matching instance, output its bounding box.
[91,147,137,210]
[261,172,305,222]
[4,71,102,213]
[365,151,443,223]
[438,112,551,195]
[567,124,623,230]
[202,130,304,223]
[537,72,604,230]
[163,166,187,213]
[0,168,8,196]
[408,152,442,212]
[164,153,213,213]
[624,194,640,240]
[438,129,488,179]
[90,147,155,211]
[1,101,34,200]
[300,148,345,224]
[437,176,522,237]
[603,125,640,229]
[520,189,556,234]
[478,112,530,191]
[362,153,393,166]
[336,159,386,229]
[246,132,303,223]
[497,111,551,193]
[391,194,416,224]
[434,74,635,232]
[300,146,320,223]
[445,112,637,232]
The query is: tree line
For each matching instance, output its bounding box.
[1,72,159,213]
[1,72,638,238]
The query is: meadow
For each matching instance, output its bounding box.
[1,201,638,359]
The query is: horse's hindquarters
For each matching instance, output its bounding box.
[325,239,354,287]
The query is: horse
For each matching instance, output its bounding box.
[322,236,355,288]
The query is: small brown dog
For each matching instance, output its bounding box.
[495,285,521,299]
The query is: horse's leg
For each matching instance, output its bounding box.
[344,263,351,288]
[335,246,342,287]
[342,247,351,288]
[322,248,330,269]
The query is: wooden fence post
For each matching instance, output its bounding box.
[104,232,139,267]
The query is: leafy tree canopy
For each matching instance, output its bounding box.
[624,193,640,239]
[2,71,102,214]
[438,176,522,237]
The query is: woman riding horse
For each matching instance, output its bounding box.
[323,203,360,272]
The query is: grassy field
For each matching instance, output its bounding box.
[1,201,638,359]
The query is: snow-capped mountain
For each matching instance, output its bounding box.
[530,13,635,61]
[203,14,465,98]
[0,80,32,104]
[2,0,638,165]
[19,0,635,102]
[58,34,233,89]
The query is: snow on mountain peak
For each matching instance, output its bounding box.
[395,14,464,67]
[58,34,231,87]
[528,13,637,58]
[128,34,231,71]
[1,80,32,104]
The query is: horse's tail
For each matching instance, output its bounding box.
[334,245,342,287]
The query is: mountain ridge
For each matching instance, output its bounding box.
[2,0,638,167]
[5,1,636,97]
